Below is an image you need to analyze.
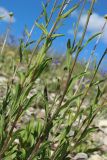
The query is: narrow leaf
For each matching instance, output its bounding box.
[51,33,64,38]
[60,4,79,19]
[35,22,48,35]
[42,2,48,24]
[80,32,101,52]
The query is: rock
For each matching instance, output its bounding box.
[0,76,7,83]
[92,131,107,146]
[49,93,56,101]
[35,78,40,83]
[100,144,107,152]
[103,136,107,146]
[69,130,74,137]
[98,120,107,134]
[14,139,19,144]
[0,76,7,99]
[26,110,31,116]
[98,120,107,127]
[27,88,37,99]
[36,109,45,119]
[81,99,90,109]
[92,119,107,147]
[73,153,88,160]
[29,107,35,114]
[52,78,57,83]
[88,155,105,160]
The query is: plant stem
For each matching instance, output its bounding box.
[10,0,51,82]
[74,21,107,96]
[26,1,76,159]
[27,1,95,159]
[48,0,68,38]
[26,0,51,44]
[73,0,86,47]
[70,47,107,129]
[0,20,11,55]
[51,0,96,121]
[0,106,23,158]
[28,0,59,68]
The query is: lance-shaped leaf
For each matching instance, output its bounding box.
[35,22,48,35]
[80,32,101,52]
[24,25,30,38]
[51,33,64,38]
[91,77,107,86]
[42,2,48,24]
[25,40,36,48]
[53,93,83,120]
[19,39,24,63]
[94,86,102,104]
[60,3,79,19]
[68,71,89,90]
[66,39,72,69]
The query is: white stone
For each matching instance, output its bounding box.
[98,120,107,128]
[52,78,57,83]
[103,136,107,146]
[88,155,105,160]
[35,78,40,83]
[73,152,88,160]
[14,139,19,144]
[26,110,31,116]
[37,109,45,119]
[0,76,7,83]
[98,119,107,134]
[69,130,74,137]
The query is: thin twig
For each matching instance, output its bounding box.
[28,0,59,68]
[51,0,96,122]
[74,21,107,96]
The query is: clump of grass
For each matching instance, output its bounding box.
[0,0,107,159]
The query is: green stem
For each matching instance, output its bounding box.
[74,21,107,96]
[26,0,51,44]
[51,0,96,122]
[0,106,23,158]
[28,0,59,68]
[70,47,107,134]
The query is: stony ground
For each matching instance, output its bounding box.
[0,74,107,160]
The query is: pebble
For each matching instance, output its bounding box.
[14,139,20,144]
[88,155,105,160]
[0,76,7,83]
[98,120,107,134]
[73,153,88,160]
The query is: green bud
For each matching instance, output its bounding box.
[104,14,107,20]
[9,12,14,17]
